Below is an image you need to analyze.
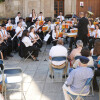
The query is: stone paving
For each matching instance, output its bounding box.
[3,44,99,100]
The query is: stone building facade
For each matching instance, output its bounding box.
[0,0,76,18]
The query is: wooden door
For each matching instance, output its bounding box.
[76,0,100,18]
[54,0,64,18]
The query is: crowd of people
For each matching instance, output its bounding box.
[0,9,100,100]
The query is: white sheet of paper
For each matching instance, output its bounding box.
[44,34,50,42]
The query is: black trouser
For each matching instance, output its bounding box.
[0,42,8,58]
[77,35,88,47]
[8,30,15,37]
[27,45,39,57]
[69,37,76,49]
[52,39,58,46]
[93,69,100,90]
[37,31,44,41]
[89,37,94,50]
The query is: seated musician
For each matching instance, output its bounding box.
[44,20,53,44]
[29,9,37,24]
[1,24,13,57]
[29,26,42,48]
[49,39,68,78]
[57,12,65,22]
[54,18,60,26]
[89,24,100,50]
[52,24,62,46]
[22,30,39,61]
[63,56,93,100]
[0,25,8,60]
[6,19,15,37]
[19,17,27,29]
[38,12,44,21]
[34,20,44,40]
[15,21,24,40]
[15,12,21,26]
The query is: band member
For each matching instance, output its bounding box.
[29,26,42,48]
[19,17,27,29]
[15,21,24,39]
[34,20,44,40]
[57,12,64,22]
[1,24,13,57]
[6,19,15,37]
[0,25,8,60]
[89,24,100,50]
[29,9,37,24]
[22,30,39,61]
[52,24,61,46]
[38,12,44,21]
[15,12,21,26]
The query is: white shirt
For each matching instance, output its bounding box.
[29,14,37,19]
[57,16,65,21]
[88,25,95,36]
[15,26,24,38]
[15,16,19,25]
[49,45,68,65]
[29,32,38,40]
[1,29,8,39]
[22,36,33,47]
[6,23,14,30]
[52,30,61,40]
[93,29,100,38]
[0,31,4,44]
[22,21,27,28]
[38,16,44,21]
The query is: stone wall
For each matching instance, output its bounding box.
[0,0,76,18]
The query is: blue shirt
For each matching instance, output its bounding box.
[98,60,100,65]
[65,66,94,94]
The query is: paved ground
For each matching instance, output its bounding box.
[3,44,99,100]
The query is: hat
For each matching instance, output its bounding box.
[79,56,89,64]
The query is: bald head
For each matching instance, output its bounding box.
[79,12,84,18]
[57,39,63,45]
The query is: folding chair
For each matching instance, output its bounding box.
[67,78,93,100]
[20,41,34,61]
[50,56,68,81]
[2,67,26,100]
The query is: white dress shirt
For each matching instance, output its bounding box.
[49,45,68,65]
[22,36,33,47]
[93,29,100,38]
[29,32,38,40]
[1,29,8,39]
[57,16,65,21]
[38,16,44,21]
[52,30,61,40]
[6,23,14,30]
[15,16,19,25]
[15,26,24,38]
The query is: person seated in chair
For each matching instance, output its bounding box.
[49,39,68,79]
[21,30,39,61]
[63,56,94,100]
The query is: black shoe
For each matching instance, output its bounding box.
[62,75,68,78]
[49,75,54,79]
[35,58,39,61]
[8,54,13,57]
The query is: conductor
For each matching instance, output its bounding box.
[74,12,89,46]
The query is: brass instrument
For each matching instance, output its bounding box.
[87,11,94,18]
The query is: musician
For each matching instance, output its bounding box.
[57,12,64,22]
[6,19,15,37]
[22,30,39,61]
[0,25,8,60]
[89,24,100,50]
[29,26,42,48]
[15,12,21,26]
[73,12,89,46]
[29,9,37,24]
[34,20,44,40]
[52,24,61,46]
[1,24,13,57]
[38,12,44,21]
[15,21,24,39]
[19,17,27,29]
[45,20,53,44]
